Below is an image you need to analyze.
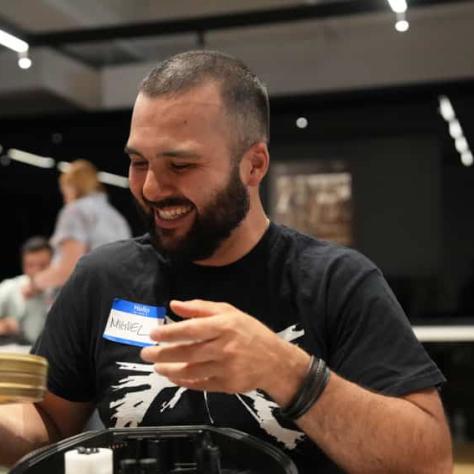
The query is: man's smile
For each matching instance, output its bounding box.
[156,205,193,221]
[153,205,194,229]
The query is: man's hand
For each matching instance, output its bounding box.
[21,278,41,299]
[141,299,309,401]
[0,317,20,336]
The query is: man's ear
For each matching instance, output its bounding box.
[241,142,269,186]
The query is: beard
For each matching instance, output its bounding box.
[134,163,250,262]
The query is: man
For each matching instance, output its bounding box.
[0,236,52,344]
[0,51,451,473]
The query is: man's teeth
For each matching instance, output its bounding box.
[157,206,192,220]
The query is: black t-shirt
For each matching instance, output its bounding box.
[33,223,445,473]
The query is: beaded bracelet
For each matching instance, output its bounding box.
[279,355,331,421]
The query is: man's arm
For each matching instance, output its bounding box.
[142,299,452,474]
[0,391,93,466]
[282,371,452,473]
[0,317,20,336]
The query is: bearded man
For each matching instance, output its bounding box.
[0,50,452,473]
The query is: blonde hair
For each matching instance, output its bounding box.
[59,160,104,198]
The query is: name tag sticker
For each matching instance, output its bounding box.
[103,298,166,347]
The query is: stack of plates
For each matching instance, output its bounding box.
[0,353,48,404]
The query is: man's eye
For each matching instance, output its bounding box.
[130,160,148,169]
[170,163,193,171]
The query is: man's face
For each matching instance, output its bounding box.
[22,249,52,278]
[126,84,250,261]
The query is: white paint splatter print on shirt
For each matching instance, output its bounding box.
[110,324,305,449]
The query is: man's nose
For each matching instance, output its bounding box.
[142,168,172,201]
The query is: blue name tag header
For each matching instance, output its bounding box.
[112,298,166,318]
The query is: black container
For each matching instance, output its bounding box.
[10,425,299,474]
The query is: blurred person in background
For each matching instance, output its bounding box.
[0,236,52,344]
[23,159,131,298]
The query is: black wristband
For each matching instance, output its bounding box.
[279,355,330,421]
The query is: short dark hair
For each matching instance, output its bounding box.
[139,50,270,159]
[21,236,52,256]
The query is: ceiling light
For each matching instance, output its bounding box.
[0,28,29,53]
[395,20,409,32]
[455,137,469,154]
[18,54,32,70]
[439,96,455,122]
[57,161,71,172]
[7,149,55,168]
[449,120,463,140]
[296,117,308,129]
[98,171,129,189]
[58,161,128,188]
[387,0,407,13]
[461,151,473,167]
[438,95,473,168]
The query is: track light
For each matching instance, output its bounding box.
[387,0,407,13]
[394,11,409,32]
[6,151,129,188]
[438,96,473,168]
[0,28,32,69]
[461,151,473,167]
[7,149,55,169]
[58,161,129,188]
[439,96,456,122]
[0,28,28,53]
[98,171,129,189]
[387,1,409,33]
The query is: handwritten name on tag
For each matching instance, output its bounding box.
[103,298,166,347]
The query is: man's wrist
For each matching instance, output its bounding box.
[279,356,331,421]
[263,343,312,407]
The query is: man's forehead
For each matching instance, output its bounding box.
[24,249,51,256]
[23,250,51,261]
[134,82,224,113]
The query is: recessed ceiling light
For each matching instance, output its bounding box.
[296,117,308,129]
[18,56,32,69]
[395,20,409,32]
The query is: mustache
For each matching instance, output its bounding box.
[142,196,194,210]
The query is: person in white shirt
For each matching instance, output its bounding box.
[0,236,52,343]
[23,160,131,297]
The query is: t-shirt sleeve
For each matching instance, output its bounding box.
[324,250,445,396]
[0,279,10,317]
[50,204,90,248]
[0,278,20,319]
[31,258,96,402]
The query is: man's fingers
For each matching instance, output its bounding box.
[154,361,218,381]
[167,377,223,393]
[141,340,218,364]
[169,299,230,319]
[149,315,224,343]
